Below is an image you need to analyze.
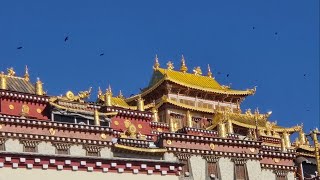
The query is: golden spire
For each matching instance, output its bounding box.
[153,54,160,70]
[180,55,188,73]
[0,71,7,90]
[35,77,44,95]
[193,66,202,75]
[7,67,15,76]
[104,85,113,106]
[98,87,102,97]
[167,61,174,70]
[118,90,124,98]
[24,65,30,81]
[94,109,100,126]
[207,64,213,78]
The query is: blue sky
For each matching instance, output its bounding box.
[0,0,319,133]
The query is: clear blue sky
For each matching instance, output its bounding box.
[0,1,319,133]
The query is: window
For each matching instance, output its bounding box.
[233,159,248,180]
[21,140,38,153]
[176,153,191,177]
[24,146,37,152]
[84,145,101,157]
[0,142,5,151]
[207,162,219,179]
[275,170,288,180]
[53,143,71,155]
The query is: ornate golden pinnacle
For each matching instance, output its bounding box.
[7,67,15,76]
[118,90,124,98]
[0,71,7,90]
[180,55,188,73]
[193,66,202,75]
[207,64,213,78]
[24,65,30,81]
[166,61,174,70]
[153,54,160,70]
[35,77,44,95]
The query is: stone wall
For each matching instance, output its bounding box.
[246,159,262,179]
[218,157,234,180]
[189,155,206,180]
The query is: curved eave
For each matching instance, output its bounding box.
[125,77,255,103]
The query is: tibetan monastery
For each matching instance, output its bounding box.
[0,58,319,180]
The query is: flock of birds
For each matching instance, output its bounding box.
[14,28,311,112]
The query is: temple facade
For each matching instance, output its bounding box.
[0,58,319,180]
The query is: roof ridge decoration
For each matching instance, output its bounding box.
[24,65,30,81]
[52,87,92,103]
[153,54,160,70]
[193,66,202,75]
[207,64,213,78]
[7,67,15,76]
[180,55,188,73]
[166,61,174,71]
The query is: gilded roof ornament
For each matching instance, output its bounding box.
[7,67,15,76]
[153,54,160,70]
[24,65,30,81]
[61,87,92,102]
[207,64,213,78]
[106,84,113,96]
[166,61,174,70]
[193,66,202,75]
[98,87,102,97]
[180,55,188,73]
[118,90,124,98]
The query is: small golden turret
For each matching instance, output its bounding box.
[283,131,291,149]
[180,55,188,73]
[0,71,7,90]
[169,116,175,132]
[152,108,159,122]
[35,78,44,95]
[137,95,145,111]
[298,130,306,145]
[311,129,320,174]
[193,66,202,75]
[281,135,287,152]
[94,109,100,126]
[226,120,234,134]
[218,122,227,138]
[153,54,160,70]
[24,65,30,81]
[98,87,102,97]
[167,61,174,70]
[105,85,112,106]
[186,110,193,128]
[207,64,213,78]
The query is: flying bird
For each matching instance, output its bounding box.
[99,53,104,56]
[226,74,229,77]
[274,32,278,35]
[252,26,255,30]
[17,46,23,50]
[64,36,69,42]
[303,74,306,77]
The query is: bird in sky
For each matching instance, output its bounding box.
[17,46,23,49]
[64,36,69,42]
[252,26,255,30]
[303,74,306,77]
[226,74,229,77]
[274,32,278,35]
[99,53,104,56]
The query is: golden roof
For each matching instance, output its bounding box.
[207,109,301,133]
[147,68,255,96]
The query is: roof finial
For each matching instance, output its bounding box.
[24,65,30,81]
[193,66,202,75]
[207,64,213,78]
[107,84,112,95]
[166,61,174,70]
[118,90,124,98]
[7,67,15,76]
[153,54,160,70]
[180,55,188,73]
[98,87,102,97]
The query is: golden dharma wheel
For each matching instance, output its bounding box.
[166,140,172,145]
[128,124,137,134]
[9,104,14,110]
[66,91,75,100]
[100,133,107,139]
[209,143,215,150]
[273,158,280,163]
